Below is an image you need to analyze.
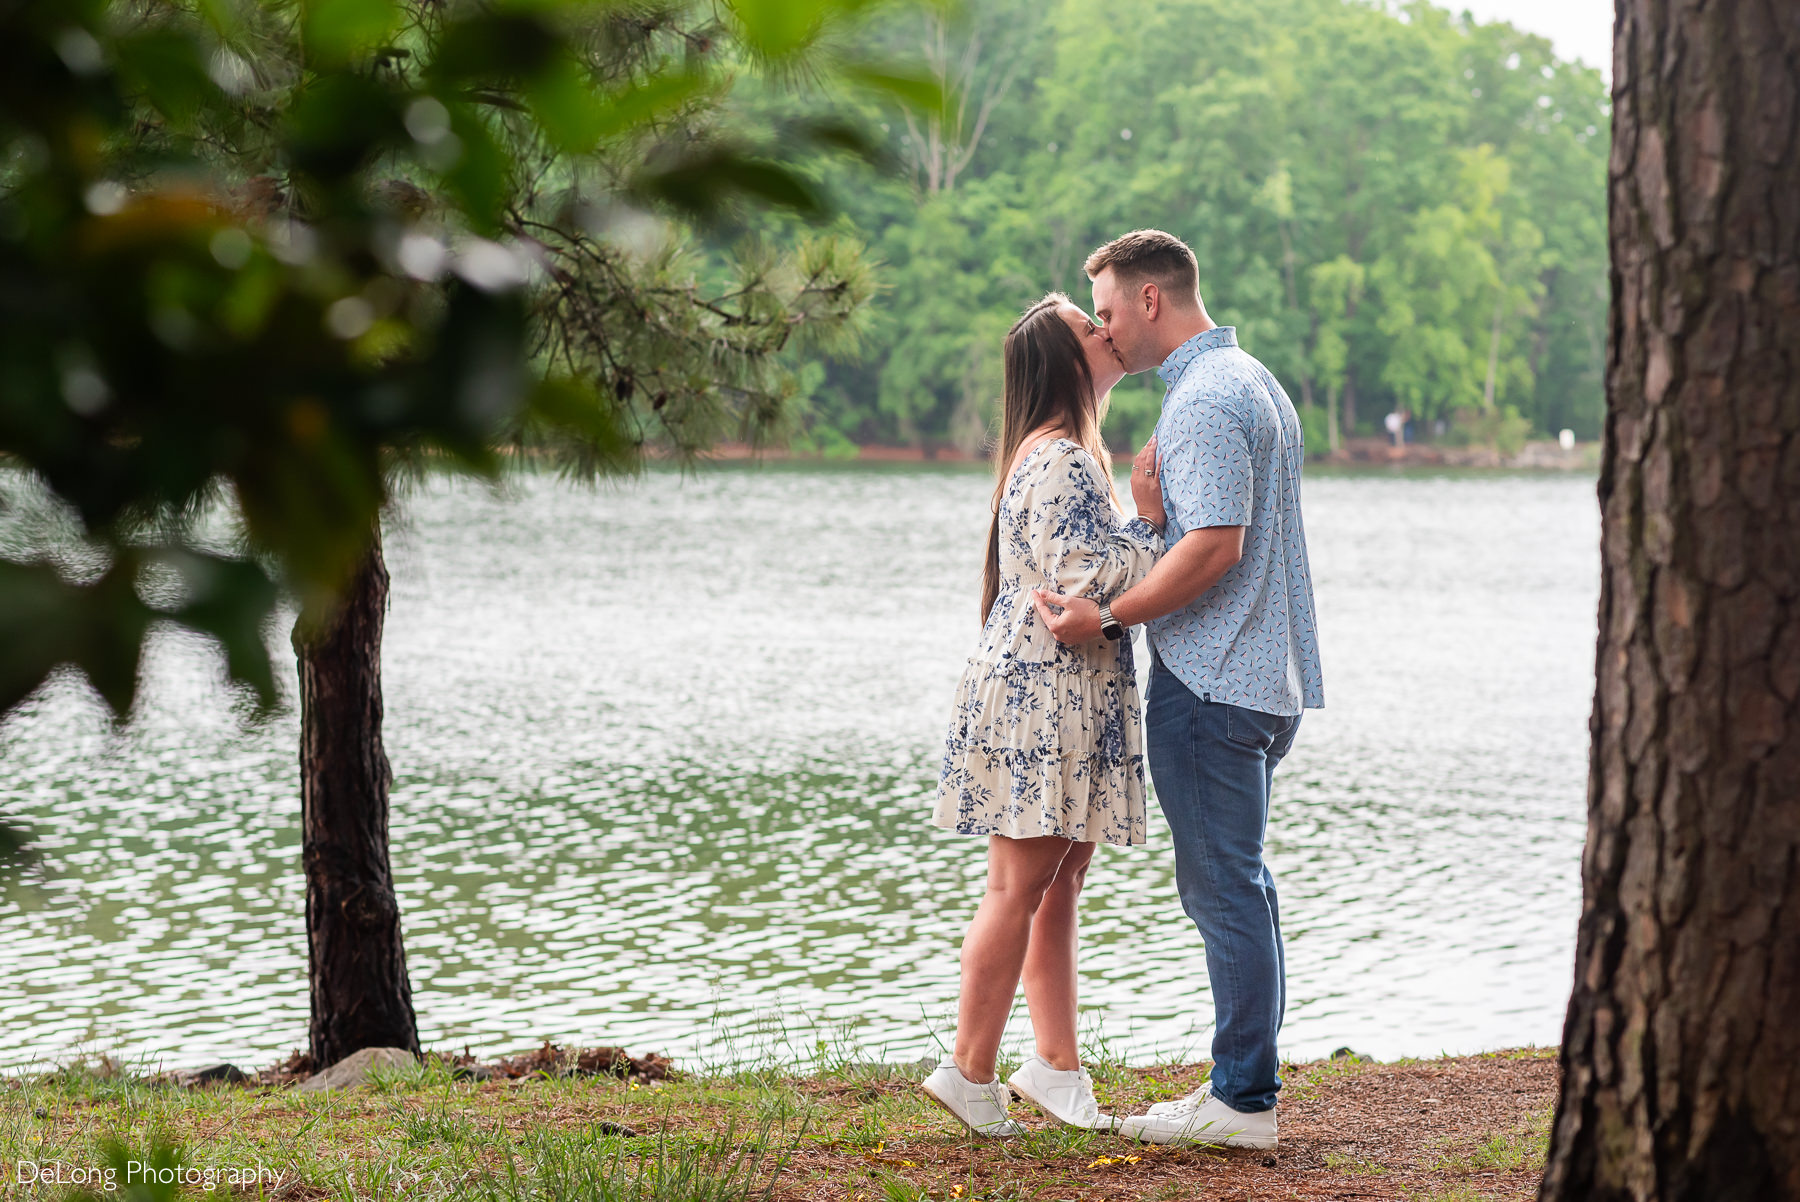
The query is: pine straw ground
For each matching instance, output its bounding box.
[2,1048,1558,1201]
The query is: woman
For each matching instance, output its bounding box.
[921,293,1165,1135]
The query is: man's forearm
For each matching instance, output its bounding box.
[1110,528,1243,628]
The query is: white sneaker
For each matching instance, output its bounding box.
[1006,1055,1118,1131]
[919,1060,1027,1137]
[1117,1084,1277,1149]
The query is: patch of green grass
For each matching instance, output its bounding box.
[1430,1108,1552,1175]
[874,1173,926,1202]
[820,1089,928,1151]
[391,1098,487,1149]
[1405,1186,1490,1202]
[366,1056,464,1094]
[1151,1178,1190,1201]
[1003,1118,1113,1162]
[474,1116,796,1202]
[1282,1052,1372,1102]
[1323,1149,1389,1175]
[1077,1016,1136,1086]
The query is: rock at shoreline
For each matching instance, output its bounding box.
[175,1063,249,1088]
[295,1046,416,1094]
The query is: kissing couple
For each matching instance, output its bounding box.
[920,229,1325,1149]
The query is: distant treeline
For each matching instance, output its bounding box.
[733,0,1609,455]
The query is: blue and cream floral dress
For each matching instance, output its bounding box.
[933,438,1164,846]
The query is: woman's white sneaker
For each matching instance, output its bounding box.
[1006,1055,1118,1130]
[919,1060,1027,1137]
[1117,1085,1277,1149]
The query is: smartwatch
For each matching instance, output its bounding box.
[1097,602,1125,641]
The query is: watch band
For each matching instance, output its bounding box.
[1098,602,1125,641]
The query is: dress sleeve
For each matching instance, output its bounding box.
[1022,444,1164,601]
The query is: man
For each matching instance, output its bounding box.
[1033,229,1323,1149]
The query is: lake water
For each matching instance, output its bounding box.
[0,465,1598,1073]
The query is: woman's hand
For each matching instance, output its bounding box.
[1129,436,1165,531]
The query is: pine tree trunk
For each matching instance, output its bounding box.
[292,523,420,1067]
[1539,3,1800,1200]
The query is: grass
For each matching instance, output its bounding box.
[1406,1187,1491,1202]
[1,1046,1559,1201]
[1322,1149,1389,1174]
[1429,1108,1553,1176]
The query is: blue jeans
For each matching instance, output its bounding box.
[1145,657,1300,1114]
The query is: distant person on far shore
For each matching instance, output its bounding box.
[919,292,1166,1137]
[1036,229,1323,1151]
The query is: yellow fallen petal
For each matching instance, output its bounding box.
[1086,1156,1117,1169]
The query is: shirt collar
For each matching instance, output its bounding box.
[1156,326,1238,387]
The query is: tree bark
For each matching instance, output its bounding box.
[1540,3,1800,1200]
[293,522,420,1067]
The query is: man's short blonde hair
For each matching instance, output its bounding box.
[1083,229,1200,303]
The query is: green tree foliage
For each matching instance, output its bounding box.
[0,0,932,721]
[760,0,1609,453]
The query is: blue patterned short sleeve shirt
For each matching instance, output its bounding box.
[1148,326,1324,716]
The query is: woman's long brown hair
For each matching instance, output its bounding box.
[980,293,1116,622]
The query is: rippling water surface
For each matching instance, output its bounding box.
[0,465,1597,1072]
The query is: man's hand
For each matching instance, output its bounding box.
[1032,590,1103,643]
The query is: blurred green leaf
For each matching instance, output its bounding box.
[588,69,712,145]
[412,282,531,461]
[0,815,31,871]
[0,559,151,719]
[193,0,249,39]
[112,29,214,127]
[283,73,405,181]
[790,116,887,165]
[838,61,944,113]
[431,11,558,83]
[439,102,513,233]
[301,0,401,68]
[162,551,280,712]
[636,148,826,220]
[729,0,830,59]
[524,58,607,152]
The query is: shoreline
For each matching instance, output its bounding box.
[697,437,1601,470]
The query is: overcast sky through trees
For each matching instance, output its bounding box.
[1452,0,1613,76]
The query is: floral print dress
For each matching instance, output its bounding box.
[933,438,1164,846]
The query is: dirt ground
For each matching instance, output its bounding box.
[774,1050,1560,1201]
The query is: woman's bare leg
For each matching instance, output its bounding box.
[952,835,1074,1083]
[1020,840,1095,1070]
